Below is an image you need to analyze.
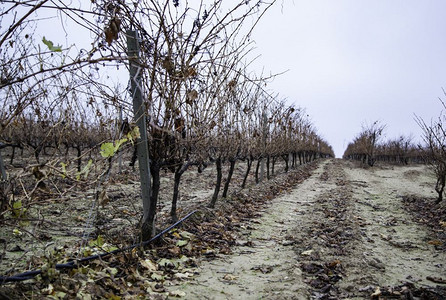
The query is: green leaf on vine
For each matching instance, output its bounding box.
[42,37,62,52]
[100,138,128,158]
[126,127,140,144]
[100,142,115,158]
[115,137,128,150]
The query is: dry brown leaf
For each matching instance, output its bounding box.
[169,246,181,257]
[222,274,237,281]
[104,17,121,45]
[428,240,442,246]
[427,276,446,284]
[327,259,341,268]
[371,287,381,298]
[140,259,157,271]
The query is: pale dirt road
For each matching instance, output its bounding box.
[167,159,446,299]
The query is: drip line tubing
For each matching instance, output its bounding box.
[0,210,197,284]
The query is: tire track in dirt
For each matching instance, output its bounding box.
[167,160,331,299]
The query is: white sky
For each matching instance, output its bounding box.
[250,0,446,157]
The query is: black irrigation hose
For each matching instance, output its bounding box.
[0,210,197,284]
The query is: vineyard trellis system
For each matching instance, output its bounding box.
[0,0,335,285]
[1,2,444,297]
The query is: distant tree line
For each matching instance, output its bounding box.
[344,111,446,204]
[343,121,423,166]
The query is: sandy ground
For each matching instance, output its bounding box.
[342,162,444,289]
[165,163,324,299]
[166,159,446,299]
[1,156,445,299]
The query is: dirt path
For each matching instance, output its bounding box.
[167,159,446,299]
[167,160,330,299]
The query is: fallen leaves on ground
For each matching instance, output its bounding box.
[372,282,446,299]
[1,163,317,299]
[402,195,446,251]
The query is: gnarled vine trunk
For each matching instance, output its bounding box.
[241,156,252,189]
[209,157,222,208]
[222,159,236,198]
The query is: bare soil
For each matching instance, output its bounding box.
[1,157,445,299]
[167,159,446,299]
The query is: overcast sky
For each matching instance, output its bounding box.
[250,0,446,157]
[5,1,445,158]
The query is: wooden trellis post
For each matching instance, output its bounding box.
[0,144,7,181]
[126,30,153,240]
[118,106,123,173]
[260,109,267,182]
